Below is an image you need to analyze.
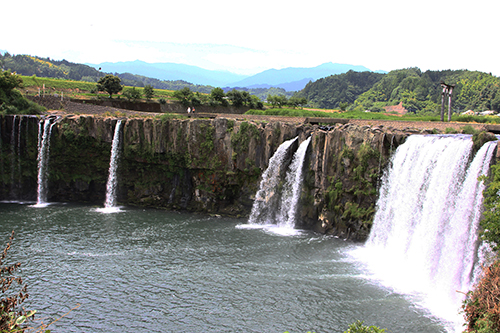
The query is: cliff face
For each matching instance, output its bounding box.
[0,115,407,240]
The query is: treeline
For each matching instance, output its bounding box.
[295,70,385,109]
[297,68,500,113]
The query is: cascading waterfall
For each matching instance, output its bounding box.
[247,136,311,233]
[355,134,497,330]
[101,119,123,212]
[34,117,56,207]
[276,136,311,228]
[248,137,298,225]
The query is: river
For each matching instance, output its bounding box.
[0,202,450,332]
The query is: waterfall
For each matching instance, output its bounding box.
[10,115,17,197]
[101,120,123,212]
[34,117,56,207]
[248,137,298,225]
[246,136,310,234]
[355,134,497,330]
[276,136,311,228]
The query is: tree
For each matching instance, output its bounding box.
[0,71,23,103]
[210,87,226,104]
[288,96,308,108]
[173,87,194,106]
[227,89,244,107]
[143,84,154,100]
[123,87,142,102]
[96,74,123,98]
[267,94,288,108]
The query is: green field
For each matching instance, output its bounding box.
[20,75,175,99]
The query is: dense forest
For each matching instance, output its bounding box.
[299,67,500,113]
[295,71,385,109]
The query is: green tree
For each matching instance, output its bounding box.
[210,87,226,104]
[143,84,154,100]
[123,87,142,102]
[0,71,44,115]
[227,89,244,107]
[248,95,264,109]
[173,87,194,106]
[288,96,308,108]
[267,94,288,108]
[97,74,123,98]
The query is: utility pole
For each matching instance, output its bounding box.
[440,82,455,122]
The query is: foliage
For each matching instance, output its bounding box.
[210,87,227,106]
[122,87,142,102]
[267,94,288,108]
[471,131,497,153]
[0,53,104,82]
[0,72,44,115]
[350,68,500,114]
[172,87,195,107]
[0,231,36,332]
[480,159,500,251]
[463,261,500,332]
[143,84,154,100]
[297,70,385,109]
[230,121,261,155]
[96,74,123,97]
[343,321,386,333]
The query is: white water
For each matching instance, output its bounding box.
[276,136,311,228]
[100,120,123,213]
[352,135,497,331]
[33,117,56,207]
[247,136,312,235]
[248,137,298,226]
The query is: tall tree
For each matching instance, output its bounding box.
[97,74,123,98]
[143,84,154,100]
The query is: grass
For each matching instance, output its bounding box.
[246,108,500,124]
[19,75,175,100]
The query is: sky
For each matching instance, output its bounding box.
[3,0,500,76]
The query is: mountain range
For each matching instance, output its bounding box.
[88,60,381,91]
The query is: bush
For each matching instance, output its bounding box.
[344,320,386,333]
[0,231,35,331]
[463,261,500,332]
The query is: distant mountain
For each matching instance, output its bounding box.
[88,60,247,87]
[88,60,378,92]
[227,63,375,91]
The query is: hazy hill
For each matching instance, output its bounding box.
[88,60,247,87]
[229,63,375,91]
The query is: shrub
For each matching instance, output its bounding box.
[344,320,387,333]
[463,261,500,332]
[0,231,35,331]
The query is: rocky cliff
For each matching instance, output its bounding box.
[0,114,408,240]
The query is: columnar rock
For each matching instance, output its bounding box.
[0,115,409,239]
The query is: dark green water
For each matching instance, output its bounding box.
[0,203,449,332]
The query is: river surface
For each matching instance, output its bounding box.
[0,203,451,332]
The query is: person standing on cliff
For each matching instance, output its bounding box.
[187,107,191,117]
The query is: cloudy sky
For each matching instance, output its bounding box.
[3,0,499,76]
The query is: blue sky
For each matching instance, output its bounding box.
[4,0,499,76]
